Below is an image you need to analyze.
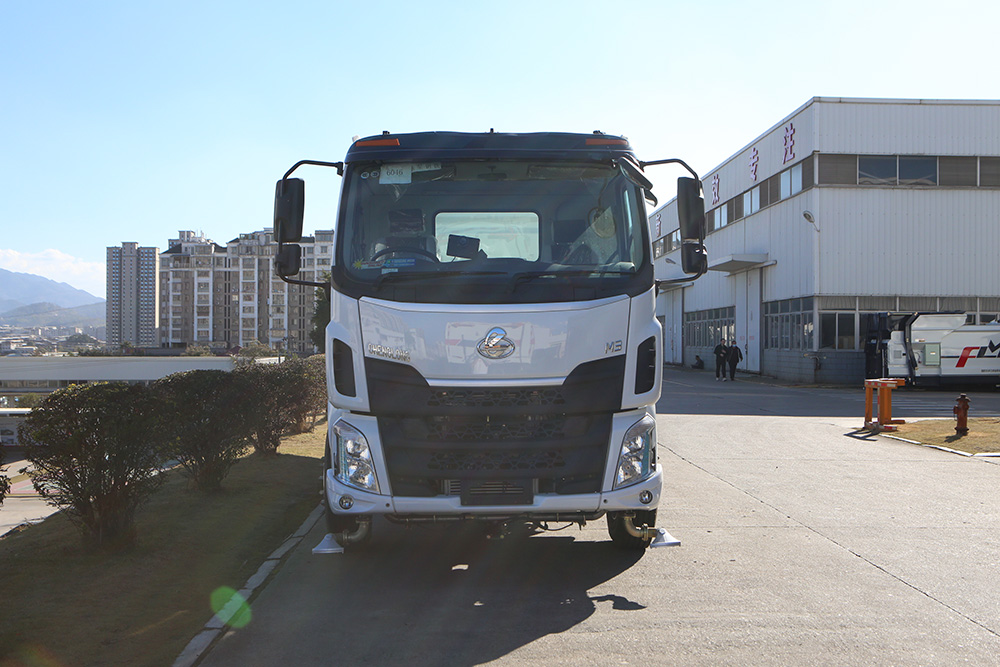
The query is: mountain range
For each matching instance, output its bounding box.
[0,267,104,327]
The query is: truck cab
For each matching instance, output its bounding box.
[273,131,706,549]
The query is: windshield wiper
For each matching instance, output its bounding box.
[375,270,505,288]
[509,269,634,291]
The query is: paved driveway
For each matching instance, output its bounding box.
[195,371,1000,666]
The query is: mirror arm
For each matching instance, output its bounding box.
[655,264,707,292]
[283,160,344,179]
[279,275,331,288]
[274,159,343,288]
[639,158,700,181]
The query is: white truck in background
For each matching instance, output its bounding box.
[865,312,1000,387]
[271,131,707,550]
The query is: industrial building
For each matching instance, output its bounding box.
[651,97,1000,384]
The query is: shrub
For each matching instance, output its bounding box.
[18,383,168,549]
[0,446,10,507]
[302,354,328,429]
[233,361,311,455]
[155,370,253,492]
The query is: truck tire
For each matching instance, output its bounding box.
[607,510,657,550]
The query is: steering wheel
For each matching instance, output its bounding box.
[371,246,439,263]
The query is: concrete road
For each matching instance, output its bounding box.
[198,370,1000,666]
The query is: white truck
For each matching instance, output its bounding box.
[865,312,1000,387]
[272,131,707,550]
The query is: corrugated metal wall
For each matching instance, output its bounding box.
[816,99,1000,156]
[817,188,1000,296]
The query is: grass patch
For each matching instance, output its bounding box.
[893,417,1000,455]
[0,425,325,666]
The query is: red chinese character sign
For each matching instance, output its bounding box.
[783,123,795,164]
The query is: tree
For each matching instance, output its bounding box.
[154,370,253,492]
[309,272,331,352]
[18,383,168,549]
[233,361,311,455]
[181,344,213,357]
[14,393,45,408]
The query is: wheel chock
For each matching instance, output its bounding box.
[312,533,345,555]
[650,528,681,548]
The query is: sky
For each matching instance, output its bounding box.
[3,0,1000,298]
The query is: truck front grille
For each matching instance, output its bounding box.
[364,357,623,500]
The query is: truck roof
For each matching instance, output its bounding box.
[345,131,636,163]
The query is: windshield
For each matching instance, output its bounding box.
[333,159,652,304]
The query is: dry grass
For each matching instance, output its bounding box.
[0,425,325,667]
[893,417,1000,455]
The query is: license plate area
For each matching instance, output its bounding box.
[460,479,534,506]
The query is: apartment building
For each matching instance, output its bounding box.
[158,229,332,354]
[106,242,159,348]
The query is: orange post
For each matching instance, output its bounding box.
[864,378,907,431]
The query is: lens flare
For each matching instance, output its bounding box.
[210,586,252,629]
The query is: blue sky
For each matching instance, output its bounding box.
[2,0,999,298]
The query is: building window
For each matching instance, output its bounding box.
[858,156,897,185]
[742,187,760,217]
[980,157,1000,187]
[764,298,813,350]
[684,307,735,348]
[939,157,977,186]
[898,156,937,186]
[819,312,857,350]
[780,163,803,199]
[818,154,858,185]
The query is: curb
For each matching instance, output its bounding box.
[879,434,1000,458]
[172,502,324,667]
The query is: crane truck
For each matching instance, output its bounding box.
[272,131,707,550]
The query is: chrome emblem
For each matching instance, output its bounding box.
[477,327,515,359]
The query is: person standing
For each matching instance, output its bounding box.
[727,339,744,381]
[713,339,728,381]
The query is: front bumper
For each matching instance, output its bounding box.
[325,463,662,519]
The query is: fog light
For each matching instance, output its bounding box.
[639,490,653,505]
[339,496,355,510]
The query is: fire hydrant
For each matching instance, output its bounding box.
[954,393,971,436]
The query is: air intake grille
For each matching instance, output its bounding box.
[428,449,566,472]
[427,388,565,409]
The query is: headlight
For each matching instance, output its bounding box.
[333,420,380,493]
[614,414,656,489]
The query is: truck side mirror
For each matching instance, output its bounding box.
[274,178,305,243]
[676,177,705,242]
[274,244,302,277]
[677,177,707,275]
[680,243,708,275]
